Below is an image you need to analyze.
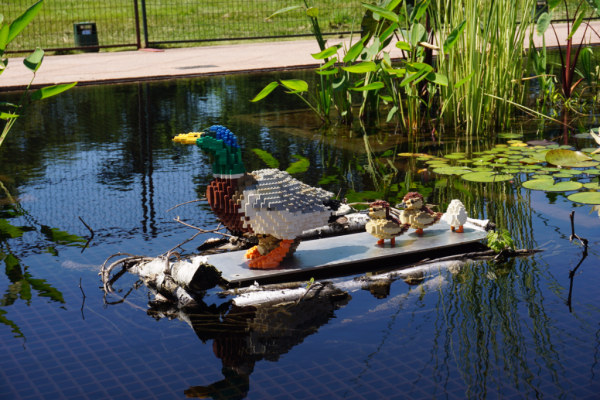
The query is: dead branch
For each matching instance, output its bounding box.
[417,248,543,265]
[78,216,94,236]
[569,211,589,249]
[174,216,234,238]
[166,198,206,213]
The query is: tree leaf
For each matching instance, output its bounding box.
[409,0,430,23]
[311,44,341,60]
[548,0,561,11]
[350,81,385,91]
[267,5,302,20]
[306,7,319,18]
[396,41,411,51]
[344,38,366,63]
[409,23,427,48]
[568,10,585,40]
[443,20,466,52]
[23,47,44,72]
[425,72,448,86]
[536,13,551,36]
[380,22,398,42]
[316,67,339,75]
[286,155,310,174]
[7,0,44,45]
[361,3,399,23]
[30,82,77,101]
[318,57,337,70]
[386,106,397,122]
[0,102,17,108]
[455,70,475,87]
[250,82,279,102]
[0,112,19,120]
[0,25,10,55]
[252,149,280,169]
[280,79,308,92]
[400,66,429,87]
[342,61,378,73]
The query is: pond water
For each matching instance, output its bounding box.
[1,70,599,400]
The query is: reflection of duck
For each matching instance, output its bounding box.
[366,200,410,247]
[173,126,340,269]
[151,293,349,399]
[399,192,443,235]
[442,199,468,233]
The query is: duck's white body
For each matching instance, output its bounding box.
[241,169,333,240]
[442,199,468,228]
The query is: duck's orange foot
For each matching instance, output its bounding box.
[377,239,384,246]
[248,239,294,269]
[451,226,455,232]
[245,246,261,260]
[391,237,396,247]
[416,228,424,235]
[456,226,464,233]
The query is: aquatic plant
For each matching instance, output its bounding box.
[431,0,537,134]
[486,229,515,253]
[0,0,77,150]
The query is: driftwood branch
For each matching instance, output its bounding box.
[567,247,588,313]
[78,216,94,253]
[174,216,234,238]
[569,211,588,248]
[166,198,206,213]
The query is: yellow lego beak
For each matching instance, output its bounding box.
[172,132,203,145]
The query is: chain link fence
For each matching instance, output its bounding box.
[2,0,598,53]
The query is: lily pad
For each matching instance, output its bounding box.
[502,168,523,173]
[416,157,432,161]
[522,180,583,192]
[456,159,473,164]
[557,169,583,175]
[472,161,491,166]
[591,154,600,161]
[583,182,600,189]
[511,143,528,147]
[507,140,524,144]
[585,169,600,175]
[472,167,494,172]
[527,140,557,146]
[498,133,523,139]
[545,149,593,167]
[531,174,553,179]
[461,172,514,182]
[580,148,599,153]
[521,165,542,170]
[444,154,465,159]
[567,192,600,204]
[573,133,592,139]
[540,167,560,172]
[520,158,543,164]
[553,173,574,178]
[432,167,472,175]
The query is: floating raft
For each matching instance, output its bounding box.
[208,219,488,285]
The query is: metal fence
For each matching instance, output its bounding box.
[2,0,598,54]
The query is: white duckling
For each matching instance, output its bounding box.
[442,199,468,233]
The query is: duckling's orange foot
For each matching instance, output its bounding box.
[416,228,424,235]
[247,239,294,269]
[456,226,464,233]
[391,238,396,247]
[377,239,384,246]
[451,226,456,232]
[245,246,261,260]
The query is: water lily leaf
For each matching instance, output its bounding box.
[527,140,557,146]
[520,158,544,164]
[572,133,591,139]
[522,180,583,191]
[501,168,523,173]
[585,169,600,175]
[461,172,513,182]
[443,154,464,159]
[531,174,553,179]
[511,143,528,147]
[521,165,542,170]
[567,192,600,204]
[457,159,473,163]
[507,140,524,144]
[472,161,491,166]
[432,167,471,175]
[583,182,600,189]
[472,167,494,172]
[553,173,574,178]
[581,148,600,153]
[557,169,583,175]
[497,133,523,138]
[545,149,593,167]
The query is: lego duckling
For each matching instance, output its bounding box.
[399,192,443,235]
[442,199,468,233]
[366,200,410,247]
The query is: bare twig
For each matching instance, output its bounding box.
[569,211,589,248]
[295,282,323,305]
[79,277,86,320]
[567,246,588,313]
[166,198,206,213]
[163,231,203,256]
[417,248,543,265]
[174,216,234,238]
[78,216,94,236]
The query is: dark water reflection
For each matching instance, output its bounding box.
[0,71,599,399]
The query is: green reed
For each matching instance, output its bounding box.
[432,0,537,135]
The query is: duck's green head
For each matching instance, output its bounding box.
[196,125,245,177]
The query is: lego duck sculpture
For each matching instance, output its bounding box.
[366,200,410,247]
[442,199,468,233]
[173,126,339,269]
[399,192,443,235]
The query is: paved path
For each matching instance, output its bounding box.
[2,22,600,91]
